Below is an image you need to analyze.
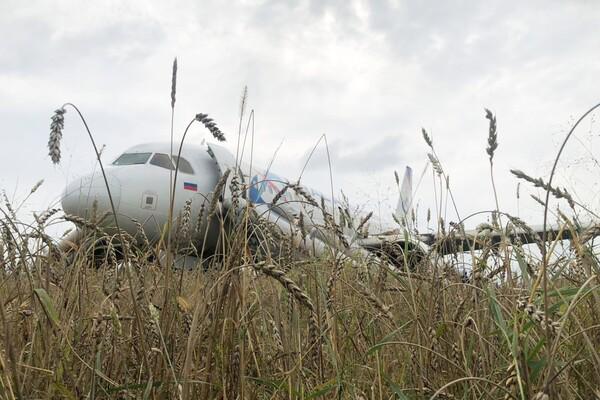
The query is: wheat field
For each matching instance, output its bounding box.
[1,168,600,399]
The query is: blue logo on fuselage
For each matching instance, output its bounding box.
[248,175,265,204]
[247,172,332,208]
[248,172,287,205]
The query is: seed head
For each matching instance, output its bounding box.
[511,169,575,208]
[230,175,240,209]
[179,199,192,240]
[194,203,206,236]
[271,184,289,206]
[485,108,498,161]
[30,179,44,194]
[49,108,66,164]
[239,85,248,119]
[289,182,319,208]
[356,211,373,234]
[34,208,60,226]
[422,128,433,148]
[428,153,443,175]
[195,113,226,142]
[170,57,177,109]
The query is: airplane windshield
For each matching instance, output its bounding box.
[112,152,152,165]
[148,153,195,174]
[150,153,175,170]
[171,156,194,174]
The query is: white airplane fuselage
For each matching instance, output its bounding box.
[61,142,346,254]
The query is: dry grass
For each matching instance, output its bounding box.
[1,195,600,399]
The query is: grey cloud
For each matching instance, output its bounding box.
[0,15,164,74]
[300,135,405,173]
[254,1,600,91]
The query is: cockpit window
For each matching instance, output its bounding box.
[113,151,195,174]
[149,153,175,170]
[112,152,152,166]
[171,156,194,174]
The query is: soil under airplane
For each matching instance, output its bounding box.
[60,141,578,267]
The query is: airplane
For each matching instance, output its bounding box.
[59,140,588,269]
[61,141,392,265]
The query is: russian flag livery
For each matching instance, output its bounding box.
[183,182,197,191]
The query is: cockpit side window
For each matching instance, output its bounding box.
[171,156,194,174]
[149,153,175,170]
[112,152,152,166]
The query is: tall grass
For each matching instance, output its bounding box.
[1,194,599,399]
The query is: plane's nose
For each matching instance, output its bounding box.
[62,172,121,222]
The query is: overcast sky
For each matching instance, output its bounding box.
[1,0,599,231]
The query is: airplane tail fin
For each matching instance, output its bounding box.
[395,166,413,225]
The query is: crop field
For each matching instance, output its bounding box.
[1,163,600,400]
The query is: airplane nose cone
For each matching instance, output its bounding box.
[61,172,121,222]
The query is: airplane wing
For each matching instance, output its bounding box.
[359,220,597,259]
[422,222,597,255]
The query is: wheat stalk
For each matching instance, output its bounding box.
[171,57,177,109]
[422,128,433,148]
[428,153,443,175]
[195,113,226,142]
[34,208,60,226]
[485,108,498,161]
[48,108,66,164]
[208,169,231,217]
[271,184,289,206]
[357,282,394,323]
[355,211,373,235]
[511,169,575,208]
[252,263,320,359]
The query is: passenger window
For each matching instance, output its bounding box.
[112,152,152,166]
[171,156,194,174]
[150,153,174,170]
